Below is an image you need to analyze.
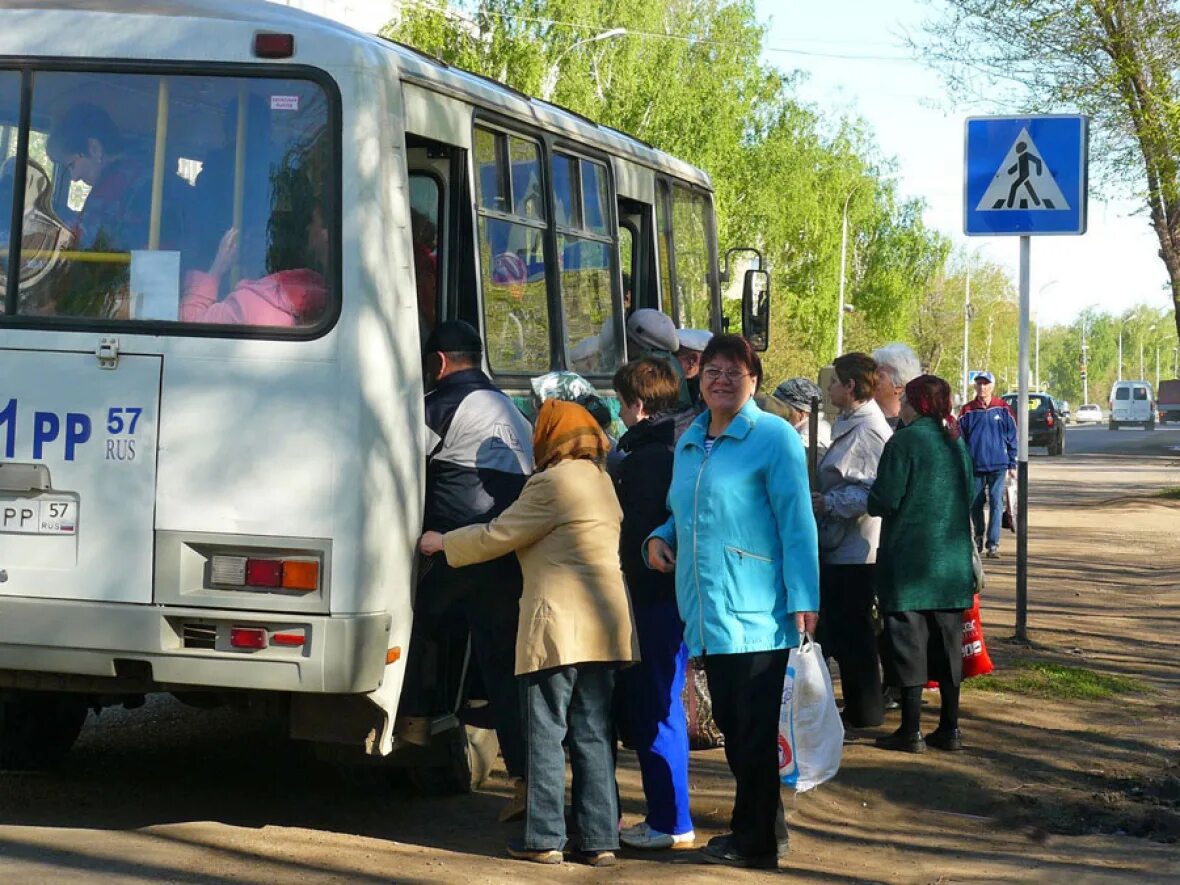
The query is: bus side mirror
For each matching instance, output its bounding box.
[742,269,770,352]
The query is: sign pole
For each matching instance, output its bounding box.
[1015,236,1030,641]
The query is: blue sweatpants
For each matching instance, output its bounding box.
[618,598,693,836]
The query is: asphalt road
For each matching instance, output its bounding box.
[1033,419,1180,458]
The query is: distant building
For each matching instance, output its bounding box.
[269,0,400,34]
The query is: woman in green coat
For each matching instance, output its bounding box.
[867,374,975,754]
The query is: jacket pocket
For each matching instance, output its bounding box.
[722,545,776,613]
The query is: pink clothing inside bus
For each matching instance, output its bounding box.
[181,268,327,326]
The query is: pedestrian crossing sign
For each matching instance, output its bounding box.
[964,115,1088,236]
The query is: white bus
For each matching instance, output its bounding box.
[0,0,768,786]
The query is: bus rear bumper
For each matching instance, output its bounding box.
[0,597,392,694]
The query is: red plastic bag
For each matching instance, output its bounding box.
[926,594,994,687]
[961,593,994,678]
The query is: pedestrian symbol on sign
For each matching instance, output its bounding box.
[976,128,1070,212]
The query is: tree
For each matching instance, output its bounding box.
[917,0,1180,341]
[385,1,953,382]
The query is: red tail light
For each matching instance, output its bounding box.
[245,559,283,588]
[230,627,268,650]
[1046,414,1055,426]
[254,33,295,58]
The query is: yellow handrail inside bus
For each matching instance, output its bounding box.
[0,248,131,265]
[148,78,170,251]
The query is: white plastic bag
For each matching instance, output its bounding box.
[778,635,843,792]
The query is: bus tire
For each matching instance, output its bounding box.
[407,724,499,796]
[0,691,89,771]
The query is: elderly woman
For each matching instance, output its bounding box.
[646,334,818,870]
[419,399,638,867]
[868,375,975,753]
[772,377,832,460]
[812,352,892,729]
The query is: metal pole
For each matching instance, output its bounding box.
[836,202,849,359]
[808,396,819,491]
[1035,318,1040,390]
[1082,321,1089,404]
[148,78,170,251]
[1118,329,1123,381]
[963,265,971,403]
[1156,347,1160,388]
[1016,236,1030,642]
[1140,337,1145,380]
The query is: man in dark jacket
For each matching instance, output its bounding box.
[420,320,534,819]
[611,358,695,851]
[958,371,1017,559]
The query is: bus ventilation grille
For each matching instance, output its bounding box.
[182,623,218,650]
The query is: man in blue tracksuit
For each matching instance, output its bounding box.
[958,371,1016,558]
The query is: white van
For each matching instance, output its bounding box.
[1109,381,1156,430]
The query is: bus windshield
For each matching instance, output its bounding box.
[0,69,334,331]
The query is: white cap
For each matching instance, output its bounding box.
[677,328,712,352]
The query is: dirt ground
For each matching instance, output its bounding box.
[0,448,1177,883]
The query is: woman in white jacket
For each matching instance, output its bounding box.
[811,352,892,728]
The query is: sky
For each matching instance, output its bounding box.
[753,0,1173,328]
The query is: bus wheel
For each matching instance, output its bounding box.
[0,691,89,771]
[408,724,499,795]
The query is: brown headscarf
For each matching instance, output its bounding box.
[532,399,610,472]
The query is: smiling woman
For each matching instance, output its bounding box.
[644,333,818,869]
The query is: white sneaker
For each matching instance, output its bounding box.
[620,822,695,850]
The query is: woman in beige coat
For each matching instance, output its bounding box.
[419,399,638,867]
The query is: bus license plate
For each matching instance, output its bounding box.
[0,498,76,535]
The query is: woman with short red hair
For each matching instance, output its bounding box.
[868,374,975,753]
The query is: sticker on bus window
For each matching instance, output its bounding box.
[270,95,300,111]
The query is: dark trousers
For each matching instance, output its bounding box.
[522,664,619,852]
[703,650,789,857]
[818,563,884,727]
[618,598,692,836]
[418,560,526,778]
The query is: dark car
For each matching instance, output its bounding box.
[1001,393,1066,456]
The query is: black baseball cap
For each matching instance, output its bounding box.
[425,320,482,355]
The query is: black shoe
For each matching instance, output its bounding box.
[571,849,617,867]
[506,838,563,864]
[874,728,925,754]
[926,727,964,752]
[975,536,984,553]
[700,834,777,870]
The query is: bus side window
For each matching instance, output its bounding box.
[555,153,617,376]
[408,173,441,343]
[474,125,550,375]
[669,184,715,331]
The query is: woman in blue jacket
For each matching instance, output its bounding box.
[646,335,819,870]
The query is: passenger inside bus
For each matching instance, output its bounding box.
[411,207,438,335]
[180,167,327,327]
[46,101,188,318]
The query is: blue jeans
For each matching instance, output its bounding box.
[972,470,1007,551]
[618,599,693,836]
[522,663,619,852]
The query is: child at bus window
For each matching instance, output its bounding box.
[180,170,327,327]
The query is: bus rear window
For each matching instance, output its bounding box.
[0,70,334,331]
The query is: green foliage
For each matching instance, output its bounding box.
[916,0,1180,343]
[382,1,950,384]
[966,661,1144,700]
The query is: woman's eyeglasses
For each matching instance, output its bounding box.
[702,368,750,383]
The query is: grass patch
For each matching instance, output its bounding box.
[1156,488,1180,500]
[966,661,1145,700]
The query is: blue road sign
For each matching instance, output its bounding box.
[964,115,1088,236]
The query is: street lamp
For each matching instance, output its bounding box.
[1139,324,1156,379]
[540,28,626,101]
[835,181,866,359]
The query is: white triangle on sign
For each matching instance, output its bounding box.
[976,128,1070,211]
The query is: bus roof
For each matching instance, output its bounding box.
[0,0,713,190]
